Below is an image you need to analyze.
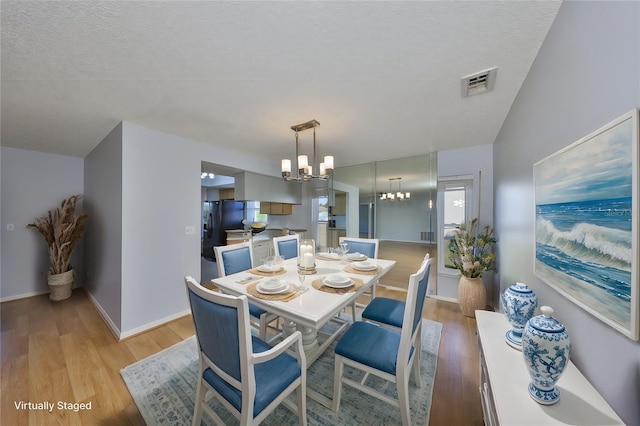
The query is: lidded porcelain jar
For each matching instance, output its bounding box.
[297,239,316,274]
[501,282,537,350]
[522,306,571,405]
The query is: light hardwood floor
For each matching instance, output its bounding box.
[377,241,435,290]
[1,288,482,426]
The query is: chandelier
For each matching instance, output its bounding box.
[380,177,411,201]
[281,119,334,181]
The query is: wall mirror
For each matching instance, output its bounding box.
[332,153,437,292]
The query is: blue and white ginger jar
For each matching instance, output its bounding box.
[501,282,537,350]
[522,306,570,405]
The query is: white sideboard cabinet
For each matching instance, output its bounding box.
[475,311,624,426]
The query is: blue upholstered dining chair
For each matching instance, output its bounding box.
[332,258,432,426]
[214,242,280,342]
[339,237,380,312]
[361,254,431,330]
[185,276,307,426]
[272,234,300,260]
[339,237,379,260]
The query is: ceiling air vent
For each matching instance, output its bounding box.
[461,67,497,98]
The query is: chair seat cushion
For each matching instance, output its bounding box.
[202,336,302,416]
[361,297,405,328]
[335,322,411,375]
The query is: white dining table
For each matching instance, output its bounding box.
[211,255,396,408]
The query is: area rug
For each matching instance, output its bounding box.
[121,319,442,425]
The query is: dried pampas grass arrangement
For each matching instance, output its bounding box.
[28,194,88,275]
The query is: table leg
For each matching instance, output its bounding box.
[300,325,319,352]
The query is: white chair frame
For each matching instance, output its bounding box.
[272,234,300,260]
[332,258,431,426]
[339,236,380,316]
[185,277,307,426]
[214,242,280,342]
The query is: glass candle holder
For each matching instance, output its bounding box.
[297,239,316,274]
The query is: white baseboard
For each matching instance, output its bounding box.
[85,290,122,340]
[85,289,192,341]
[430,294,459,304]
[119,308,191,340]
[1,289,49,303]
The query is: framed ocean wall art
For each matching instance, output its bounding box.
[533,109,639,340]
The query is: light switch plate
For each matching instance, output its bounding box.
[6,224,15,231]
[185,225,195,235]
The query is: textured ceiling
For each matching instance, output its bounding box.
[1,1,561,172]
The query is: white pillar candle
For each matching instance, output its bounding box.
[302,252,314,267]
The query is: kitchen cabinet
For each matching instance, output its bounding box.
[260,202,293,215]
[476,311,623,426]
[219,188,235,200]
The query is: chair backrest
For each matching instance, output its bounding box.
[338,237,379,258]
[214,242,254,277]
[272,234,300,260]
[397,258,432,362]
[185,276,252,385]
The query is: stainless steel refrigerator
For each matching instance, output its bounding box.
[202,200,245,259]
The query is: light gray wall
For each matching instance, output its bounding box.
[84,123,123,332]
[81,120,291,337]
[493,2,639,424]
[119,122,201,335]
[1,147,85,301]
[376,191,430,243]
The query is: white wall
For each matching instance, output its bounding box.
[1,147,85,301]
[436,144,494,302]
[493,2,639,423]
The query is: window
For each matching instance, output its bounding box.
[246,201,267,223]
[437,177,473,273]
[318,195,328,222]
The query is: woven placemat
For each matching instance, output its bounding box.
[248,267,287,277]
[312,277,363,294]
[246,281,302,302]
[342,264,380,275]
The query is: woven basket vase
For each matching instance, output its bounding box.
[458,275,486,318]
[48,269,74,301]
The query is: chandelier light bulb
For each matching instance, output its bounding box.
[324,156,334,171]
[282,120,332,182]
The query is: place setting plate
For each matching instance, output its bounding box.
[322,274,354,289]
[345,252,367,261]
[256,278,290,294]
[344,261,380,275]
[351,261,377,271]
[257,264,283,273]
[250,265,286,276]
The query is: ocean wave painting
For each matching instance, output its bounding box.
[533,110,638,340]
